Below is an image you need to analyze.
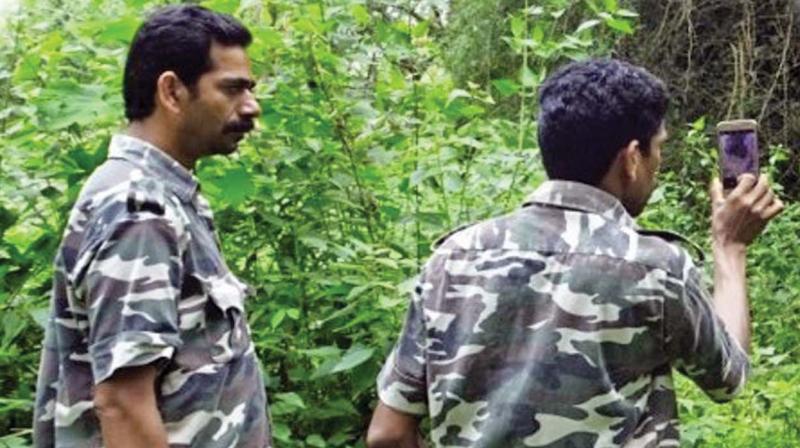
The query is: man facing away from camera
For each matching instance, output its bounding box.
[33,5,271,447]
[367,59,783,447]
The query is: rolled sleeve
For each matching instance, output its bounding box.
[83,211,183,384]
[664,264,750,402]
[376,277,428,415]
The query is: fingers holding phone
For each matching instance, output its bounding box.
[710,173,784,248]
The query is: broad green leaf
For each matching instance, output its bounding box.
[599,13,634,34]
[203,165,254,207]
[532,25,545,43]
[275,392,306,409]
[252,29,284,50]
[29,307,50,330]
[603,0,619,13]
[519,64,537,87]
[691,116,707,131]
[607,18,633,34]
[12,53,41,83]
[96,16,140,44]
[306,434,326,447]
[272,423,292,442]
[492,78,520,97]
[350,4,370,25]
[443,171,462,193]
[330,345,374,373]
[37,80,118,129]
[3,223,45,253]
[270,309,286,329]
[510,15,525,38]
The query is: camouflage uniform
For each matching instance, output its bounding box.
[377,180,748,447]
[33,135,271,447]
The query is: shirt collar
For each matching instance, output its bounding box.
[523,180,637,229]
[108,134,199,203]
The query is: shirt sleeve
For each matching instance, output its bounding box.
[83,210,184,385]
[376,275,428,415]
[664,262,749,402]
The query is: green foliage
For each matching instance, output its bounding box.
[442,0,637,117]
[0,0,798,447]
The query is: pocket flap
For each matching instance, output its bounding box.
[203,272,247,313]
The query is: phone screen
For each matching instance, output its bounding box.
[717,122,758,189]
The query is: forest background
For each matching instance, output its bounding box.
[1,0,799,446]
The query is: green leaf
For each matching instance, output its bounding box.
[300,346,342,358]
[600,14,634,34]
[532,25,544,43]
[12,53,41,83]
[271,423,292,442]
[520,64,537,87]
[446,89,472,106]
[350,4,370,25]
[3,223,45,253]
[306,434,326,447]
[691,116,707,131]
[203,165,254,207]
[492,78,520,97]
[270,309,286,329]
[201,0,238,14]
[616,8,639,18]
[510,15,525,38]
[29,308,50,330]
[331,345,374,374]
[38,80,117,129]
[96,16,140,44]
[443,171,462,193]
[576,19,601,33]
[409,168,428,187]
[252,29,284,50]
[274,392,306,410]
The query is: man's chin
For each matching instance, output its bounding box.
[212,137,243,155]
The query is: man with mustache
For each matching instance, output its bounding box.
[33,5,269,447]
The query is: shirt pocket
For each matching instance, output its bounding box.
[201,272,253,364]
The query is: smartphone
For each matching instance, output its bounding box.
[716,119,759,189]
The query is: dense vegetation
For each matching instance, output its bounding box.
[1,0,798,446]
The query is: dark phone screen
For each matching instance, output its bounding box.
[718,130,758,189]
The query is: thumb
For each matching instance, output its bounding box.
[709,177,724,204]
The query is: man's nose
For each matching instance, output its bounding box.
[239,91,261,119]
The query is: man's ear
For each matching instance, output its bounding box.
[155,71,189,115]
[620,139,642,183]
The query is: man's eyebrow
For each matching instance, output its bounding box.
[219,77,257,89]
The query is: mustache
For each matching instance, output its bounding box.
[223,121,255,133]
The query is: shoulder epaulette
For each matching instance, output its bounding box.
[126,176,167,216]
[432,222,475,250]
[637,228,706,265]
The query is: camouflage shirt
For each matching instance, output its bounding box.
[34,135,271,447]
[377,180,749,447]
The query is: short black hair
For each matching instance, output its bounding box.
[123,5,252,120]
[537,58,669,185]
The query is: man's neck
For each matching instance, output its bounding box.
[126,120,196,170]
